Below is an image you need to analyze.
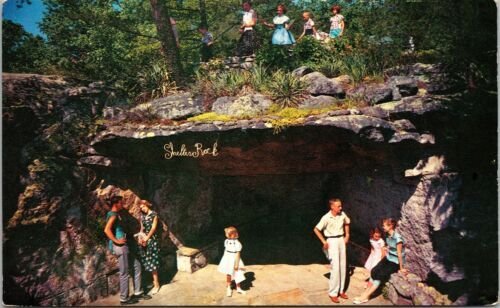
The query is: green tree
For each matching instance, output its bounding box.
[2,20,53,73]
[40,0,163,95]
[150,0,185,85]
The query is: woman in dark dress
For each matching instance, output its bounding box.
[236,1,259,56]
[138,200,161,295]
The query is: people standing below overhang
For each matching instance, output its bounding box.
[218,226,247,297]
[137,200,161,296]
[314,198,351,304]
[104,195,152,305]
[353,218,407,305]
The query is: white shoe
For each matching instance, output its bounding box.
[226,287,232,297]
[237,288,246,295]
[150,287,160,295]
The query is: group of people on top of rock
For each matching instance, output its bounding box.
[196,2,345,61]
[104,192,406,305]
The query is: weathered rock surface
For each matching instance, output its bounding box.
[386,273,452,306]
[212,93,272,117]
[389,76,418,98]
[299,95,339,109]
[302,72,345,97]
[385,63,465,95]
[3,65,497,307]
[348,84,393,105]
[292,66,313,77]
[3,74,117,306]
[130,92,203,120]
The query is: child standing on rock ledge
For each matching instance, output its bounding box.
[218,226,247,297]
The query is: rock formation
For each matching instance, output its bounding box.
[2,64,497,305]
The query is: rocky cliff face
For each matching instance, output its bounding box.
[3,74,121,305]
[3,66,497,305]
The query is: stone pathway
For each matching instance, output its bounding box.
[89,264,391,306]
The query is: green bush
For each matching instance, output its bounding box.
[255,43,295,71]
[249,63,270,93]
[308,58,346,78]
[134,63,178,104]
[294,36,331,65]
[213,70,250,95]
[265,70,308,108]
[193,68,251,109]
[341,53,369,84]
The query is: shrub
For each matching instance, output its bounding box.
[249,63,270,93]
[134,63,178,104]
[212,70,250,96]
[255,43,294,71]
[309,58,346,78]
[193,69,251,110]
[265,70,308,108]
[341,53,369,84]
[294,36,331,65]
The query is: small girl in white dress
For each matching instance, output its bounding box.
[218,226,246,297]
[364,227,385,288]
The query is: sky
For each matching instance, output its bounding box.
[2,0,46,37]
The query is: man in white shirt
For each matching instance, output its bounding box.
[314,198,350,303]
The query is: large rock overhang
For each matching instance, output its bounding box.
[86,114,433,176]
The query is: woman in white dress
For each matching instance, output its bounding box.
[218,226,246,297]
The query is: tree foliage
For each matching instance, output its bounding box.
[3,0,496,97]
[2,20,53,73]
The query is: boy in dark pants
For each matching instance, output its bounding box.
[198,25,214,62]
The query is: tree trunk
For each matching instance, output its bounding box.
[149,0,185,85]
[199,0,208,28]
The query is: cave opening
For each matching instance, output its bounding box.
[90,124,494,303]
[137,165,416,268]
[207,174,341,265]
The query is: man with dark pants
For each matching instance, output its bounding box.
[104,195,152,305]
[314,198,351,303]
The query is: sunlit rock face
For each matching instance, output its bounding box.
[86,89,496,305]
[3,70,497,305]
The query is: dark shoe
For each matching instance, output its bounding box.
[132,293,152,301]
[340,293,349,299]
[120,297,139,305]
[329,295,340,303]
